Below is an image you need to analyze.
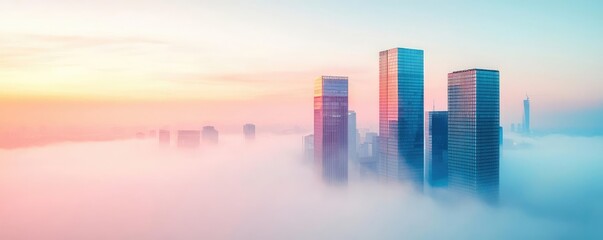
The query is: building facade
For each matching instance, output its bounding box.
[448,69,500,203]
[314,76,348,184]
[425,111,448,188]
[378,47,424,186]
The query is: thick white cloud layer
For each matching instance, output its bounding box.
[0,134,601,239]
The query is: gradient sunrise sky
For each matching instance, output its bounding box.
[1,0,602,135]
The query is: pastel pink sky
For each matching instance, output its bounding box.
[1,1,602,137]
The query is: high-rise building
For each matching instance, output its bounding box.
[243,123,256,141]
[314,76,348,184]
[158,130,170,145]
[378,47,424,186]
[448,69,500,203]
[302,134,314,162]
[523,96,530,134]
[425,111,448,188]
[202,126,219,145]
[348,111,358,162]
[177,130,200,148]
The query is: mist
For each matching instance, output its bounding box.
[0,133,601,239]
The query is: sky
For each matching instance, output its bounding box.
[1,133,601,239]
[1,0,602,141]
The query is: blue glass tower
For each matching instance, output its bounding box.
[448,69,500,203]
[378,48,424,187]
[425,111,448,188]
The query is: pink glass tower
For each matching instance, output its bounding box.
[314,76,348,184]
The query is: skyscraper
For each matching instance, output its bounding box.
[425,111,448,188]
[302,134,314,162]
[378,47,424,186]
[314,76,348,184]
[448,69,500,203]
[348,111,358,162]
[243,123,256,141]
[202,126,219,145]
[177,130,200,148]
[523,96,530,134]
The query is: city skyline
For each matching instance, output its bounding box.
[1,1,602,141]
[1,1,602,239]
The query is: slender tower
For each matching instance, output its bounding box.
[378,47,424,187]
[314,76,349,184]
[448,69,500,203]
[348,111,358,162]
[523,96,530,134]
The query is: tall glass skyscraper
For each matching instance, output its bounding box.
[523,96,530,134]
[425,111,448,188]
[448,69,500,203]
[378,47,424,186]
[314,76,348,184]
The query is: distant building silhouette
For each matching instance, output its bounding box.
[448,69,500,203]
[358,132,379,178]
[314,76,348,184]
[358,132,378,159]
[177,130,200,148]
[348,111,358,162]
[378,47,424,187]
[302,134,314,162]
[523,96,530,134]
[425,111,448,188]
[202,126,219,145]
[243,124,255,141]
[158,130,170,145]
